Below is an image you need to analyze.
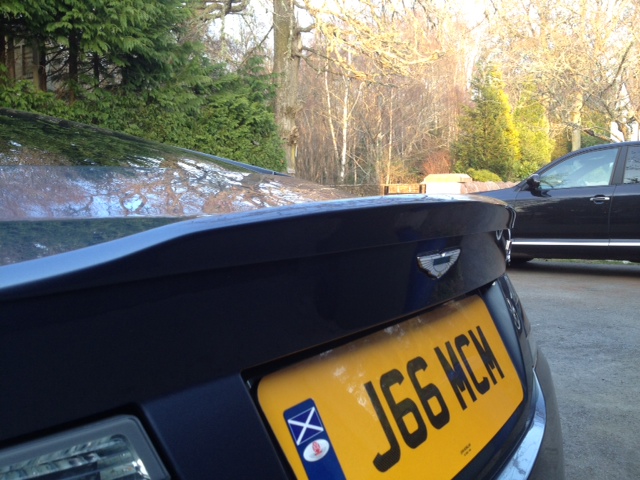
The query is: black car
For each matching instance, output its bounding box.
[0,109,563,479]
[477,142,640,263]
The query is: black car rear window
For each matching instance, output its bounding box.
[0,110,348,266]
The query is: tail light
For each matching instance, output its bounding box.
[0,416,169,479]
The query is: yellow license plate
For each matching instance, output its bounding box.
[257,295,524,479]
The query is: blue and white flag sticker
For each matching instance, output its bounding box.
[284,399,346,480]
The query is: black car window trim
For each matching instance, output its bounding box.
[611,145,629,185]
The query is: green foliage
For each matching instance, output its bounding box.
[190,60,284,170]
[108,0,199,88]
[552,133,608,160]
[453,64,521,181]
[0,75,67,115]
[4,0,199,91]
[1,0,57,37]
[0,62,285,171]
[550,107,610,160]
[580,134,609,148]
[0,0,284,171]
[65,61,284,170]
[466,168,502,182]
[579,108,611,148]
[514,88,554,179]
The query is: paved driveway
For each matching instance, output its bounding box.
[507,261,640,480]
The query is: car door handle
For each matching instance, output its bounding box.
[590,195,611,204]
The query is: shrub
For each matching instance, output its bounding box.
[467,168,503,182]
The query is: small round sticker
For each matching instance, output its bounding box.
[303,439,331,462]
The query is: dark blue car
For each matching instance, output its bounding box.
[0,109,563,479]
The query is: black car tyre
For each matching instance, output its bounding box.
[509,256,534,266]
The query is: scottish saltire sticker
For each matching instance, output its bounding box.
[284,399,346,480]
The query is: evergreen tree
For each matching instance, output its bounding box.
[68,0,203,95]
[454,64,521,181]
[0,1,285,170]
[514,89,554,179]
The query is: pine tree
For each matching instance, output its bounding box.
[454,64,521,181]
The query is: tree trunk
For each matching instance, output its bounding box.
[0,22,6,72]
[273,0,301,174]
[340,76,349,183]
[68,31,80,104]
[92,53,100,84]
[616,120,630,141]
[39,43,47,91]
[570,91,583,151]
[386,93,394,184]
[324,70,340,166]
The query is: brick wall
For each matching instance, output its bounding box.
[459,181,517,194]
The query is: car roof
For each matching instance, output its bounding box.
[552,140,640,156]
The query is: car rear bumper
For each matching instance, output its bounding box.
[497,350,565,479]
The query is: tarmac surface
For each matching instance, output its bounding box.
[507,260,640,480]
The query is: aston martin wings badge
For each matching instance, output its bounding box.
[417,248,461,279]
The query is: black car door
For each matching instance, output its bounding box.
[608,145,640,261]
[512,146,620,258]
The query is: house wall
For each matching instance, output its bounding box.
[2,39,34,81]
[15,42,34,80]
